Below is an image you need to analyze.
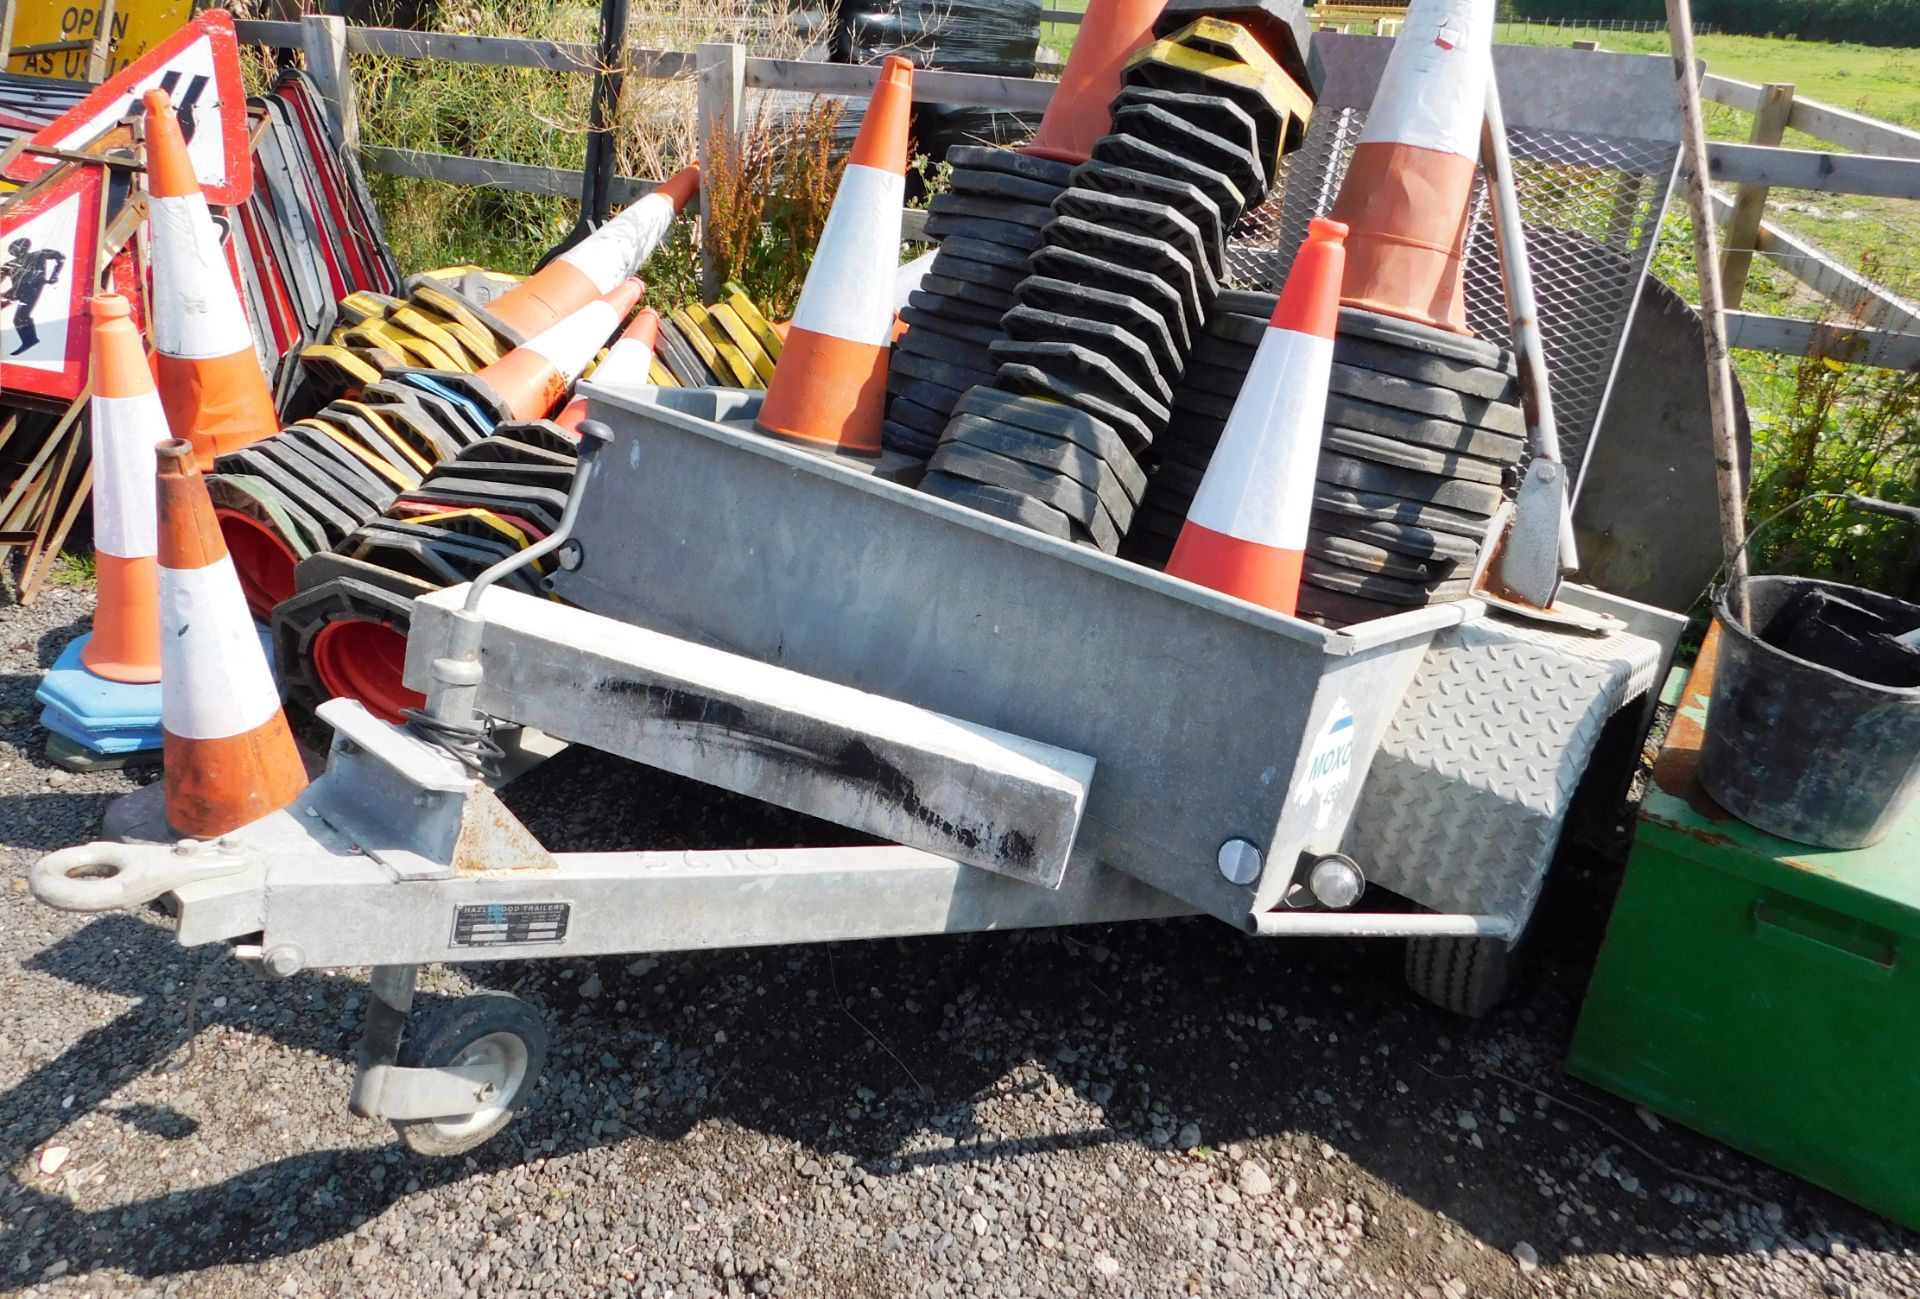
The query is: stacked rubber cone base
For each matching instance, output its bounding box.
[302,267,522,395]
[34,636,164,769]
[274,422,576,724]
[915,17,1311,554]
[1126,293,1527,626]
[884,145,1078,458]
[654,284,786,390]
[211,370,515,619]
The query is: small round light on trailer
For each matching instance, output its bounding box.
[1308,854,1366,910]
[1216,838,1263,886]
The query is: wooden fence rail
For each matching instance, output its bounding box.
[1693,70,1920,368]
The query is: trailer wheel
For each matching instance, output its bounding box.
[1404,935,1514,1018]
[392,993,547,1157]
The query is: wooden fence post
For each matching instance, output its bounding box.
[696,41,745,302]
[301,14,359,154]
[85,0,116,81]
[1721,81,1794,308]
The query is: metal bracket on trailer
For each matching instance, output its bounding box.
[404,583,1099,891]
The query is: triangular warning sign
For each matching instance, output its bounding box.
[3,10,250,206]
[0,163,106,403]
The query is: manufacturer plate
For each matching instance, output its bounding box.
[450,901,570,948]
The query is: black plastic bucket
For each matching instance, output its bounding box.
[1699,575,1920,849]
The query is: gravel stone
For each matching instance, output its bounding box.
[2,578,1917,1298]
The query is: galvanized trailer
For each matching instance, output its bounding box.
[29,39,1699,1155]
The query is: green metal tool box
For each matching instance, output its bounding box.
[1569,625,1920,1231]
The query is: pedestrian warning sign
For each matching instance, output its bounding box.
[0,163,103,403]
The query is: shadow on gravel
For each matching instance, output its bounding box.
[3,752,1912,1285]
[0,792,140,852]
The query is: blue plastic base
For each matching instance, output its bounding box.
[35,627,278,757]
[35,635,163,755]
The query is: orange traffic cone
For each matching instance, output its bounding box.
[478,279,643,422]
[1326,0,1492,335]
[590,304,660,393]
[157,438,308,838]
[756,56,915,458]
[1166,217,1346,616]
[488,166,700,341]
[557,306,660,428]
[1026,0,1170,163]
[143,89,277,470]
[81,294,165,683]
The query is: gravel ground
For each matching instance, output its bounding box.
[3,580,1918,1299]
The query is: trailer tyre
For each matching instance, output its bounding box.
[393,993,548,1157]
[1404,935,1514,1018]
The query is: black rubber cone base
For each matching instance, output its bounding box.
[950,388,1146,498]
[889,350,998,397]
[930,251,1027,294]
[922,213,1046,253]
[909,288,1009,330]
[1338,306,1513,372]
[1042,215,1208,335]
[1302,557,1473,606]
[883,420,940,459]
[1321,427,1510,486]
[1328,363,1526,436]
[946,413,1139,525]
[1014,275,1182,377]
[999,306,1174,408]
[934,234,1035,273]
[946,144,1076,188]
[1108,96,1266,205]
[993,362,1157,451]
[1070,160,1228,274]
[889,377,975,418]
[888,395,952,437]
[948,165,1069,207]
[1089,131,1246,224]
[929,440,1116,546]
[920,471,1074,541]
[918,272,1018,313]
[1308,509,1481,565]
[1050,187,1220,300]
[1027,246,1194,353]
[899,305,1004,349]
[1306,530,1457,583]
[1317,451,1506,515]
[988,339,1173,429]
[1333,335,1519,402]
[1311,483,1499,541]
[1322,393,1527,463]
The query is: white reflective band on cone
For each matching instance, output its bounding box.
[596,336,656,391]
[558,191,677,296]
[1186,331,1335,549]
[160,558,284,739]
[1356,0,1494,160]
[790,165,907,347]
[524,302,620,385]
[90,393,161,559]
[149,193,253,359]
[894,249,936,313]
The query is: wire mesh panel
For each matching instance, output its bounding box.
[1224,36,1683,494]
